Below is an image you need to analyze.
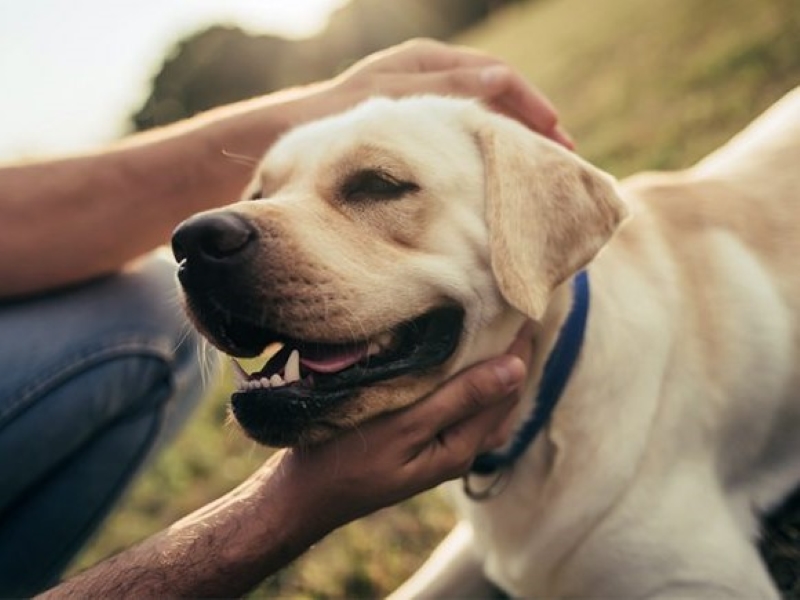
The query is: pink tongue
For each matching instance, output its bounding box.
[299,342,369,374]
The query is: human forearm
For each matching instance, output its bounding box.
[41,326,531,598]
[0,82,337,298]
[38,454,321,599]
[0,39,569,297]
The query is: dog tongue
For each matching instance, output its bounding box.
[299,341,369,374]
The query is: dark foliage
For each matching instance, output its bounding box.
[132,0,517,131]
[762,488,800,598]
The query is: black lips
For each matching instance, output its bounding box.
[230,307,465,446]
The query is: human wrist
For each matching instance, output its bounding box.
[270,448,359,543]
[172,456,326,595]
[200,80,343,157]
[243,453,338,568]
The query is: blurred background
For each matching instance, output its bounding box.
[3,0,800,596]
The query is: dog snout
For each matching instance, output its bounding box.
[172,211,259,293]
[172,211,257,268]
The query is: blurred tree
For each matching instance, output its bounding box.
[133,27,285,131]
[132,0,522,131]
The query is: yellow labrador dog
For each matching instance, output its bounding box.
[172,87,800,598]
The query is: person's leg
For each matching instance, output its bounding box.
[0,252,218,596]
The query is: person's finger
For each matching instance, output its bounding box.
[504,320,537,369]
[371,41,560,135]
[479,65,558,133]
[481,68,577,150]
[379,67,572,147]
[440,321,536,451]
[407,354,526,481]
[476,321,537,449]
[413,353,526,442]
[377,38,503,73]
[444,385,517,457]
[551,125,576,150]
[408,321,535,469]
[341,39,575,147]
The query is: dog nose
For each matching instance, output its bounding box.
[171,211,257,266]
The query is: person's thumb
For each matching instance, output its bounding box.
[420,355,526,478]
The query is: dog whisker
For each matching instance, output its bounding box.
[220,149,259,167]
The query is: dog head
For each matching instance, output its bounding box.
[172,96,627,447]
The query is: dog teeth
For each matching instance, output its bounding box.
[233,349,301,393]
[243,377,272,390]
[231,359,249,385]
[285,350,300,383]
[367,332,394,357]
[376,332,393,349]
[260,341,284,361]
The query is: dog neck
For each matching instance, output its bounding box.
[470,271,590,475]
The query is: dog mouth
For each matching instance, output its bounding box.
[230,307,462,391]
[202,304,464,446]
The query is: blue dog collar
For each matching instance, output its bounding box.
[470,270,590,476]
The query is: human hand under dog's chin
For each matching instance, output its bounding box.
[269,322,534,535]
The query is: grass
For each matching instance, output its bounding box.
[462,0,800,176]
[73,0,800,596]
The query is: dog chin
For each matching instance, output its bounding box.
[231,372,446,447]
[190,303,466,448]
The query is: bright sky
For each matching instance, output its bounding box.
[0,0,348,161]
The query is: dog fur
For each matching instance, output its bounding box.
[180,88,800,597]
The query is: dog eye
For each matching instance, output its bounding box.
[342,170,419,202]
[248,189,263,201]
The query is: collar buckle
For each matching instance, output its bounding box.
[462,466,513,501]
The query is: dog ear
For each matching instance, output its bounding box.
[476,115,628,321]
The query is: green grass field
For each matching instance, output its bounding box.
[73,0,800,596]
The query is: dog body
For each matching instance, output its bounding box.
[402,90,800,600]
[174,88,800,597]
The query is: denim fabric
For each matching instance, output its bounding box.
[0,253,218,596]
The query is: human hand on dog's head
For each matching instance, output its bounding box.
[328,38,574,149]
[268,321,534,537]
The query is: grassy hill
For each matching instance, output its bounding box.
[73,0,800,597]
[463,0,800,176]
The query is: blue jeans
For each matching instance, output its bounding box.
[0,254,217,596]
